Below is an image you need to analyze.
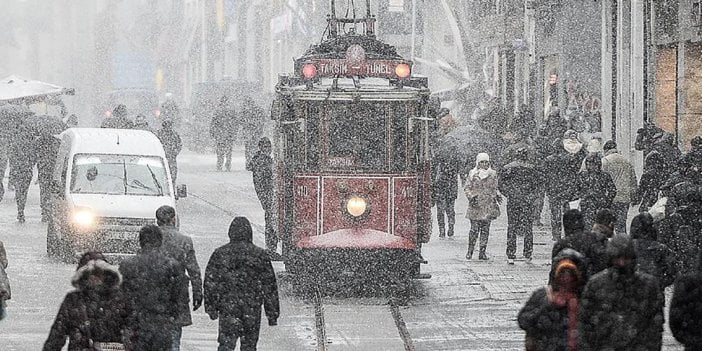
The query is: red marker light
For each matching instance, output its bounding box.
[154,109,161,117]
[104,110,112,117]
[395,63,411,78]
[302,64,317,79]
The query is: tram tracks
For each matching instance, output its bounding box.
[312,283,416,351]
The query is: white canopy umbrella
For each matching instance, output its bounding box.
[0,75,74,102]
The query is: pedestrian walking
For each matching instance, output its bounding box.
[204,217,280,351]
[499,148,541,264]
[544,131,587,240]
[518,249,588,351]
[552,209,613,279]
[119,225,184,351]
[464,153,500,260]
[579,235,664,351]
[635,151,670,212]
[635,123,681,170]
[43,252,133,351]
[246,137,280,259]
[210,96,237,172]
[9,122,36,223]
[156,120,183,188]
[432,149,460,239]
[669,251,702,351]
[35,134,61,222]
[630,212,676,290]
[601,140,638,234]
[161,93,180,123]
[101,104,134,129]
[575,153,616,229]
[156,206,203,350]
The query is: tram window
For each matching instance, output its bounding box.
[391,104,408,172]
[306,104,320,170]
[326,103,386,170]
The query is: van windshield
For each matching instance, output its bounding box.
[70,154,170,196]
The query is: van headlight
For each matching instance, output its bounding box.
[345,196,368,218]
[72,208,96,227]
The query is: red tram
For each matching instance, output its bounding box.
[272,2,434,280]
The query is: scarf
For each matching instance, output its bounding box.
[468,152,496,180]
[547,286,579,351]
[563,139,583,154]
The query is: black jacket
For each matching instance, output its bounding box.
[43,260,133,351]
[34,135,61,183]
[552,227,609,279]
[636,151,669,211]
[498,160,541,202]
[204,221,280,323]
[432,153,461,201]
[156,128,182,164]
[518,250,587,351]
[210,108,237,142]
[159,225,202,327]
[544,149,587,200]
[576,171,616,210]
[247,151,274,197]
[670,254,702,351]
[579,258,664,350]
[119,249,183,325]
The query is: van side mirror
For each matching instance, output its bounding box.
[176,184,188,198]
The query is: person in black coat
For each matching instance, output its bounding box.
[43,252,134,351]
[156,206,202,350]
[519,249,588,351]
[35,133,62,222]
[544,132,587,240]
[669,251,702,351]
[579,235,664,351]
[576,154,616,229]
[499,148,541,263]
[630,212,676,290]
[553,209,615,278]
[635,151,670,212]
[246,138,279,257]
[156,120,182,188]
[210,96,238,172]
[9,122,36,223]
[101,104,134,129]
[432,149,461,239]
[119,225,184,351]
[204,217,280,351]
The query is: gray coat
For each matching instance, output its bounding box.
[159,225,202,327]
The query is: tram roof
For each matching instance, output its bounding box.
[276,77,430,102]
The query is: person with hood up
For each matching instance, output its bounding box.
[156,206,202,350]
[43,252,134,350]
[464,152,500,260]
[518,249,588,351]
[601,140,638,234]
[635,123,681,169]
[156,119,183,188]
[432,148,461,239]
[544,130,588,240]
[579,235,664,351]
[575,154,616,229]
[119,225,184,351]
[635,151,670,212]
[630,212,676,290]
[101,104,134,129]
[210,96,238,172]
[499,147,542,264]
[669,247,702,351]
[552,209,614,278]
[204,217,280,351]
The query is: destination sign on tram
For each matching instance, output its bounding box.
[302,59,412,79]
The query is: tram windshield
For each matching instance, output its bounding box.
[299,101,415,173]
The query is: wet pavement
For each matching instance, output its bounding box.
[0,149,684,350]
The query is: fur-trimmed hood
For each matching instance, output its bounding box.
[71,259,122,292]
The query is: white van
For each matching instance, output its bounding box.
[47,128,187,261]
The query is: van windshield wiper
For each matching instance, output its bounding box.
[146,164,164,196]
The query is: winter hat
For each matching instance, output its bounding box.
[606,234,637,261]
[475,153,490,165]
[563,129,578,140]
[630,212,657,241]
[228,216,253,242]
[555,259,579,277]
[72,258,122,291]
[77,251,107,270]
[603,140,617,152]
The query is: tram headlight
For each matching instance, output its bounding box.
[345,196,368,218]
[395,63,411,79]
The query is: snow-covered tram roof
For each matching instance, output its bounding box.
[276,77,430,102]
